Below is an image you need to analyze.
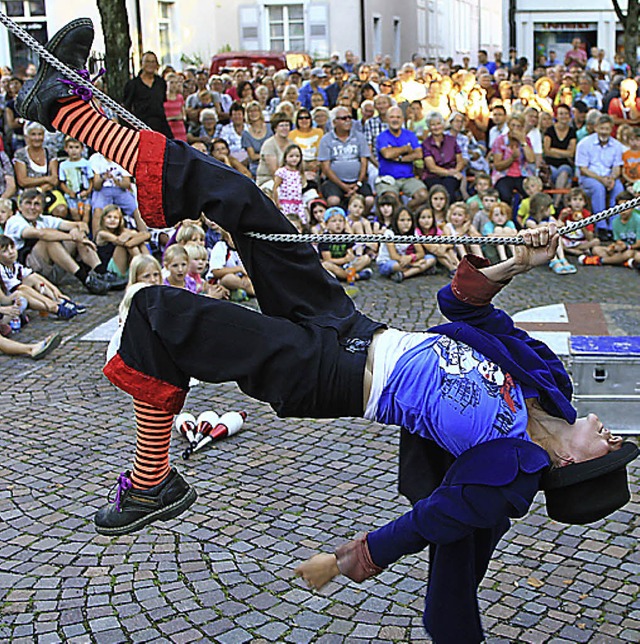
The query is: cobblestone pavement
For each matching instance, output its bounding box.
[1,263,639,644]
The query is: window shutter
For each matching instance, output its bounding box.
[308,2,329,58]
[239,5,261,50]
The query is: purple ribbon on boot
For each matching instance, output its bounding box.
[112,471,133,512]
[59,68,105,102]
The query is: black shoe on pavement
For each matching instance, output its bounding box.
[94,468,197,536]
[84,270,109,295]
[102,270,128,291]
[15,18,94,130]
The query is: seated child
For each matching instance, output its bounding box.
[557,187,600,256]
[318,207,372,282]
[529,192,576,274]
[622,128,640,186]
[95,205,151,279]
[415,205,459,276]
[482,202,517,263]
[163,244,198,292]
[0,234,84,319]
[306,197,328,235]
[471,187,499,236]
[517,175,554,229]
[377,206,435,282]
[427,184,449,228]
[579,190,640,268]
[442,202,483,259]
[207,227,256,301]
[185,242,228,299]
[466,172,491,217]
[372,192,400,232]
[58,136,93,224]
[346,194,378,259]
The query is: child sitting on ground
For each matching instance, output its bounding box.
[557,187,600,256]
[472,187,500,236]
[306,198,328,235]
[95,204,151,280]
[622,127,640,186]
[58,136,93,225]
[442,201,483,259]
[482,202,517,263]
[163,244,198,292]
[415,205,459,276]
[466,172,491,217]
[517,175,554,229]
[346,193,378,259]
[427,184,449,228]
[529,192,576,274]
[318,207,373,282]
[207,227,256,301]
[185,242,229,299]
[579,190,640,268]
[0,234,84,319]
[372,192,400,232]
[377,206,435,282]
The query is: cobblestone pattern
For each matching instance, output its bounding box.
[0,265,638,643]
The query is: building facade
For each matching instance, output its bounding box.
[513,0,624,66]
[0,0,502,75]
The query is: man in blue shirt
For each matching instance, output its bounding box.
[576,114,624,236]
[297,68,328,110]
[375,107,428,210]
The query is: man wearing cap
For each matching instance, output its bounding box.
[298,68,328,110]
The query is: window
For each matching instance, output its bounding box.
[267,4,304,51]
[2,1,48,74]
[373,15,381,58]
[158,1,173,65]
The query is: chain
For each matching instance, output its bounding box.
[248,195,640,245]
[0,11,150,131]
[2,9,638,247]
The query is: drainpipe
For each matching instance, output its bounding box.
[360,0,366,62]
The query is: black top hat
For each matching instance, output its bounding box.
[541,441,638,524]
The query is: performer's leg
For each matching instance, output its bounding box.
[47,96,355,326]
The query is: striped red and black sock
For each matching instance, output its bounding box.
[131,399,173,490]
[52,97,140,174]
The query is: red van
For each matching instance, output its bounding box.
[209,51,312,75]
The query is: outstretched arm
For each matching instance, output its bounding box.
[478,222,559,283]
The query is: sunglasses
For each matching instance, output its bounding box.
[335,115,353,120]
[297,115,311,120]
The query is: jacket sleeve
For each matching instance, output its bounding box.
[437,255,521,336]
[366,469,542,569]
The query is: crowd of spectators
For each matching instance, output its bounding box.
[2,40,640,356]
[139,41,640,277]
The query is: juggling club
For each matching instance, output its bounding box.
[175,412,197,444]
[192,411,247,454]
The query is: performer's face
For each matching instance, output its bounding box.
[566,414,623,464]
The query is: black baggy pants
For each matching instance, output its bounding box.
[105,136,384,414]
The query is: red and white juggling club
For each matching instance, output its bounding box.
[193,410,220,446]
[192,411,247,454]
[175,412,197,444]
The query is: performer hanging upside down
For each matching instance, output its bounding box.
[17,19,639,643]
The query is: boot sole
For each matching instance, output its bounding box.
[94,486,197,536]
[18,18,93,123]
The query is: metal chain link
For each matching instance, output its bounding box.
[0,10,150,131]
[2,9,638,247]
[247,195,640,245]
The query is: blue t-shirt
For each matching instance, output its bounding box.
[376,335,530,456]
[376,128,420,179]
